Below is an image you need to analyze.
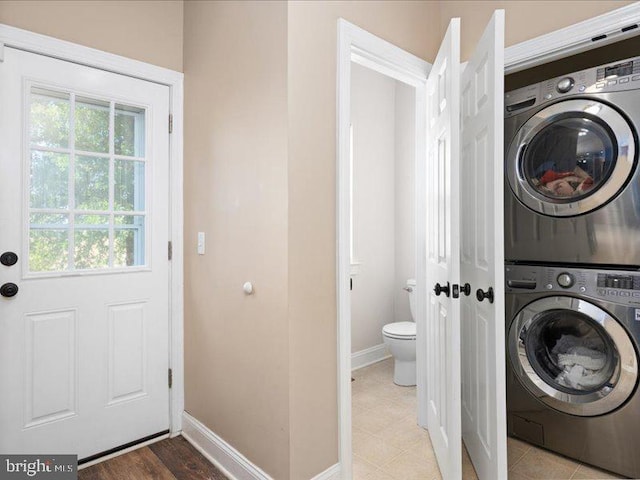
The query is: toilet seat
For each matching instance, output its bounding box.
[382,321,416,340]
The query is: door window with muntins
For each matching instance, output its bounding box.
[28,86,147,273]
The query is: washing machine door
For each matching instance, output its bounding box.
[506,99,636,216]
[509,296,638,416]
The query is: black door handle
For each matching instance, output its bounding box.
[434,282,450,297]
[0,252,18,266]
[476,287,494,303]
[0,283,18,298]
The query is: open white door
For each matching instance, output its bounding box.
[426,18,462,480]
[460,10,507,480]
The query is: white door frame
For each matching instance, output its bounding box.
[505,2,640,73]
[0,23,185,437]
[336,18,430,480]
[336,2,640,478]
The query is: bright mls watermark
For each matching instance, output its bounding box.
[0,455,77,480]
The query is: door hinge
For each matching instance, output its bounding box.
[168,241,173,260]
[168,114,173,134]
[168,368,173,389]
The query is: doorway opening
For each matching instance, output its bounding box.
[336,19,430,480]
[349,60,437,477]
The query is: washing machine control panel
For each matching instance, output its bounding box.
[557,272,575,288]
[505,264,640,305]
[556,77,575,94]
[505,55,640,118]
[597,273,640,290]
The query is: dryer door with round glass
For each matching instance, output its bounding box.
[506,99,636,216]
[508,296,638,416]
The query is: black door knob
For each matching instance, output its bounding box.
[461,283,471,296]
[0,252,18,266]
[0,283,18,298]
[434,282,450,297]
[476,287,494,303]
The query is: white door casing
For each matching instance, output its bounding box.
[426,18,462,480]
[0,48,171,459]
[336,19,430,479]
[460,10,507,480]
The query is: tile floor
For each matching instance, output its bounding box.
[352,358,476,480]
[507,436,625,479]
[352,358,626,480]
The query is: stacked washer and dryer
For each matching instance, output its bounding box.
[504,57,640,478]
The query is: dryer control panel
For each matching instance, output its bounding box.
[597,273,640,290]
[505,264,640,306]
[505,56,640,118]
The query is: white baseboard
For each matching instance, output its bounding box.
[182,412,273,480]
[351,343,391,371]
[310,463,340,480]
[182,411,340,480]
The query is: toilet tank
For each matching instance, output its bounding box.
[407,279,416,321]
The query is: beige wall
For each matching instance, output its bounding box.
[287,2,440,478]
[0,1,183,71]
[183,1,290,479]
[439,1,636,61]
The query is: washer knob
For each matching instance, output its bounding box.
[556,77,575,93]
[557,273,575,288]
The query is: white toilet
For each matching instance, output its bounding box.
[382,279,416,386]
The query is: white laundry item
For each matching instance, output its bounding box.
[558,348,606,371]
[566,365,586,389]
[556,366,610,390]
[577,368,611,388]
[551,334,602,356]
[551,335,611,390]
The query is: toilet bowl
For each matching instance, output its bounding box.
[382,279,416,386]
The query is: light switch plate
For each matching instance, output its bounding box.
[197,231,205,255]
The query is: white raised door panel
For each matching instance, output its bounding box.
[25,310,77,427]
[426,18,462,480]
[0,48,170,459]
[460,10,507,480]
[108,302,147,404]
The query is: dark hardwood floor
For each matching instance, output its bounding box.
[79,436,228,480]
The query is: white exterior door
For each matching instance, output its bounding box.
[460,11,507,480]
[0,48,171,460]
[426,18,462,480]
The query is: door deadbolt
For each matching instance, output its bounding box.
[0,252,18,266]
[0,283,18,298]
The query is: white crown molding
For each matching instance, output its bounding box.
[505,2,640,73]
